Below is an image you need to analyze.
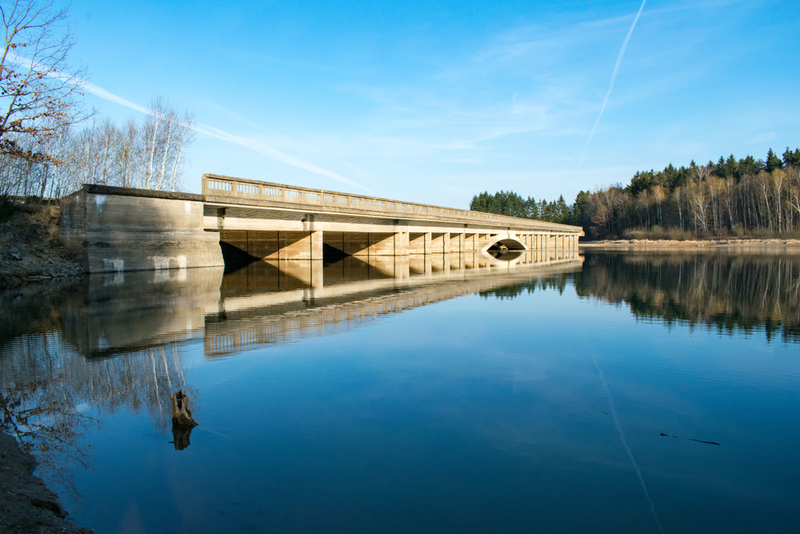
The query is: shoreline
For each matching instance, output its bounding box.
[0,432,92,533]
[580,238,800,251]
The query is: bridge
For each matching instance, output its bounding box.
[60,174,584,273]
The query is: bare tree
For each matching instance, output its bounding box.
[0,0,85,161]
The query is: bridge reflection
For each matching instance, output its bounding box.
[208,250,582,356]
[48,250,580,359]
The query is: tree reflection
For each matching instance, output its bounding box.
[479,272,576,300]
[0,334,98,500]
[0,332,194,498]
[577,253,800,342]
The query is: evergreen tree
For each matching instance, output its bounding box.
[715,155,738,179]
[783,147,800,167]
[571,191,588,226]
[766,148,783,172]
[556,195,570,223]
[526,196,539,219]
[738,155,764,177]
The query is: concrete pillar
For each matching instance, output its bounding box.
[394,231,409,256]
[311,231,323,260]
[450,233,464,254]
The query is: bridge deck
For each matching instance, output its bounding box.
[202,174,583,235]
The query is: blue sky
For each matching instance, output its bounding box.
[69,0,799,207]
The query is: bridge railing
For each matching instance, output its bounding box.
[202,174,581,233]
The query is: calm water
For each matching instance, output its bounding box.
[1,250,799,533]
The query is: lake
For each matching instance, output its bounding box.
[1,250,799,533]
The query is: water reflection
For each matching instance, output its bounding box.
[0,251,581,465]
[210,252,581,356]
[0,334,98,499]
[3,249,800,532]
[578,251,800,343]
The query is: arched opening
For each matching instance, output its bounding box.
[479,235,527,255]
[487,238,527,251]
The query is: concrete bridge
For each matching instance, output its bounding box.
[60,174,584,273]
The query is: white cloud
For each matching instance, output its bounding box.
[751,132,776,144]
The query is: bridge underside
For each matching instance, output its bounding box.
[209,206,578,263]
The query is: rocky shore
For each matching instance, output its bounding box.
[0,433,92,534]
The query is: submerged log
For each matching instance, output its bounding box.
[171,390,198,428]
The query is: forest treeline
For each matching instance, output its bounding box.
[471,147,800,239]
[470,191,572,224]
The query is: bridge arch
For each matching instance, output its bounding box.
[478,233,528,254]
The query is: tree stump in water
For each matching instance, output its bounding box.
[171,391,198,450]
[171,390,198,427]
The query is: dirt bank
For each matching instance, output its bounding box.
[1,202,90,531]
[0,202,84,289]
[0,433,92,534]
[581,238,800,251]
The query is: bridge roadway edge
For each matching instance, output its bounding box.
[59,180,584,273]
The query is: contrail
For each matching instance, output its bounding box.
[191,123,370,192]
[5,52,369,192]
[593,355,664,534]
[579,0,647,168]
